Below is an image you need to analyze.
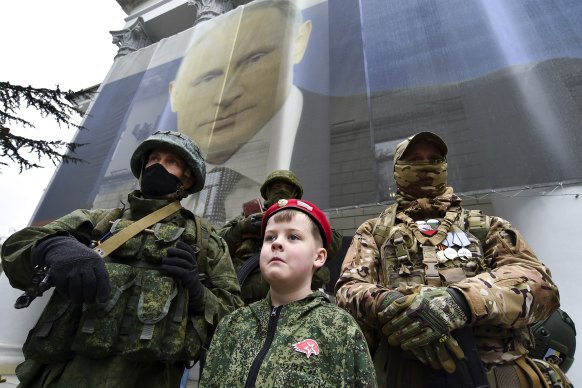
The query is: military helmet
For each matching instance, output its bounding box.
[530,308,576,372]
[260,170,303,200]
[393,131,448,167]
[130,131,206,194]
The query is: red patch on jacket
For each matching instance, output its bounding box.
[293,339,320,358]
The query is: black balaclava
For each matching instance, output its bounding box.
[140,163,183,198]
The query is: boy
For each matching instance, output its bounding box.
[200,199,377,387]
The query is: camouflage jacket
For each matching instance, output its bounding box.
[2,191,243,363]
[335,203,560,369]
[219,214,343,304]
[200,291,377,387]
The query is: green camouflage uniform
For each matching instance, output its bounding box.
[200,291,377,387]
[1,191,244,388]
[335,133,562,387]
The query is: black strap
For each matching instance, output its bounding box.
[236,254,260,286]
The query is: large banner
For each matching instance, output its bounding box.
[33,0,582,225]
[33,0,330,226]
[330,0,582,205]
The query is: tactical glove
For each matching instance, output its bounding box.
[160,241,205,314]
[33,235,111,305]
[377,290,407,328]
[409,337,465,373]
[241,213,263,238]
[383,286,468,350]
[228,214,263,243]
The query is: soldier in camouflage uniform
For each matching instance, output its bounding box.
[201,199,376,387]
[218,170,342,304]
[1,131,243,387]
[335,132,571,387]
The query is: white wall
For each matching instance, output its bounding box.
[0,275,51,374]
[491,184,581,385]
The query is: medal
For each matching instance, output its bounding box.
[457,231,471,247]
[427,219,440,229]
[436,250,447,263]
[443,232,454,247]
[417,220,438,236]
[416,221,431,231]
[444,247,458,260]
[458,248,472,259]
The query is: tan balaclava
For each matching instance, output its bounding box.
[393,131,448,199]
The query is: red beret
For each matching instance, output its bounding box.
[261,199,332,249]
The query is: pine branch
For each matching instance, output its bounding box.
[0,81,90,172]
[0,127,86,173]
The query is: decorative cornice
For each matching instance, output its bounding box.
[110,17,153,59]
[187,0,233,25]
[115,0,146,15]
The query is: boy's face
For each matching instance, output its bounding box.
[260,212,326,293]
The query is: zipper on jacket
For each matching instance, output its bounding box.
[244,305,282,388]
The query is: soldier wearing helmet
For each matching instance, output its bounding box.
[260,169,304,208]
[130,130,207,198]
[1,130,243,387]
[335,131,570,387]
[219,169,342,305]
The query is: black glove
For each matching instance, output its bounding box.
[245,213,263,234]
[160,241,205,314]
[33,235,111,305]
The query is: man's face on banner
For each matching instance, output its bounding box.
[170,4,311,165]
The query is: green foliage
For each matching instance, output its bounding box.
[0,81,88,172]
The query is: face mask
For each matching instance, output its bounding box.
[264,186,297,208]
[141,163,183,198]
[394,160,448,198]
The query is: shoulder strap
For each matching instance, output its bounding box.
[236,253,260,286]
[463,209,490,244]
[194,215,212,261]
[94,201,182,258]
[372,203,398,249]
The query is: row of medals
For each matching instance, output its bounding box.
[416,219,473,264]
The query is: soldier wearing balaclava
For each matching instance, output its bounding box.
[336,132,567,387]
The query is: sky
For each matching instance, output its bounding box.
[0,1,127,239]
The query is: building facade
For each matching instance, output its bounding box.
[1,0,580,383]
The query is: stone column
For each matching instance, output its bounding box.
[188,0,234,25]
[110,17,153,59]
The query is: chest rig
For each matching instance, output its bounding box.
[22,208,213,364]
[373,204,489,289]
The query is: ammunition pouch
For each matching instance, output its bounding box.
[107,220,188,265]
[22,291,81,364]
[485,356,573,388]
[24,263,206,364]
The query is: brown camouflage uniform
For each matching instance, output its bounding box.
[335,133,564,387]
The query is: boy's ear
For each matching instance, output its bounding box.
[313,248,327,270]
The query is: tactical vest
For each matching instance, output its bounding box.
[372,204,535,365]
[373,204,489,289]
[22,209,213,364]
